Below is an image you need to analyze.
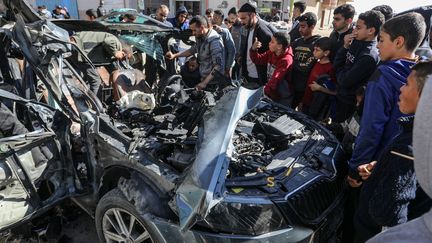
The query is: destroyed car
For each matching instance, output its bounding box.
[0,0,346,242]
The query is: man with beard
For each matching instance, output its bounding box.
[329,4,355,62]
[165,16,225,90]
[238,2,275,87]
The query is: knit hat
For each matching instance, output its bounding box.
[176,6,188,15]
[238,3,256,13]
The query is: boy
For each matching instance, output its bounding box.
[354,60,432,242]
[347,13,426,187]
[180,56,201,88]
[250,31,293,104]
[333,10,383,123]
[290,12,321,108]
[300,37,336,119]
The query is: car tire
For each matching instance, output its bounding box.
[95,188,156,243]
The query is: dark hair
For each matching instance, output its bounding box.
[205,8,214,15]
[315,37,332,52]
[298,12,317,27]
[273,31,290,49]
[228,7,237,15]
[382,12,426,52]
[85,9,97,18]
[412,61,432,94]
[293,1,306,13]
[123,13,136,20]
[358,10,385,36]
[333,4,355,20]
[372,5,394,21]
[189,15,209,28]
[214,9,224,18]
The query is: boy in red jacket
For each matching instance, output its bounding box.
[301,37,336,118]
[250,31,293,104]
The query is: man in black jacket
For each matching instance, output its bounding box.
[238,2,275,87]
[329,4,355,62]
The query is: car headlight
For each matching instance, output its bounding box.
[200,201,290,235]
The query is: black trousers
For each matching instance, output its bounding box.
[334,97,357,123]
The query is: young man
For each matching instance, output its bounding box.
[333,10,384,123]
[208,20,235,77]
[368,70,432,243]
[238,2,275,87]
[249,31,293,103]
[52,5,70,19]
[289,1,306,42]
[165,16,225,90]
[168,6,189,30]
[355,60,432,242]
[329,4,355,62]
[290,12,321,109]
[346,13,426,187]
[213,10,227,28]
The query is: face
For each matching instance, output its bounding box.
[313,46,326,59]
[187,60,199,71]
[353,19,373,41]
[214,14,223,25]
[206,12,214,21]
[293,7,301,19]
[156,8,169,22]
[177,13,188,24]
[228,13,238,24]
[377,31,399,61]
[189,23,206,37]
[239,12,253,28]
[268,37,281,53]
[399,71,420,114]
[298,22,313,37]
[332,13,350,32]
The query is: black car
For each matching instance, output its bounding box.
[0,0,347,242]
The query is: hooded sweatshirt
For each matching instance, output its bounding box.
[348,59,414,179]
[250,46,294,100]
[367,77,432,243]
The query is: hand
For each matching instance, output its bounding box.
[309,81,322,92]
[343,33,355,49]
[195,81,207,91]
[252,37,262,51]
[346,176,362,187]
[358,161,377,181]
[165,51,175,60]
[297,102,303,111]
[114,51,126,60]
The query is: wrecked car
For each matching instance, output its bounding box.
[0,0,346,242]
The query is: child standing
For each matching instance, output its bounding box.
[250,31,293,105]
[300,37,336,120]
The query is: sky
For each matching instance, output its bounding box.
[352,0,431,15]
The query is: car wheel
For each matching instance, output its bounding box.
[95,188,155,243]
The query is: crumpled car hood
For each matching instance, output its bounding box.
[175,87,263,231]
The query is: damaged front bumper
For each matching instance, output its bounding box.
[142,213,314,243]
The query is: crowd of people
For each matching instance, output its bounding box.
[30,1,432,242]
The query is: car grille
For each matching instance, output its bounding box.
[277,178,345,226]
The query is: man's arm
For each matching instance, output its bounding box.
[165,48,194,60]
[348,74,391,179]
[103,33,123,58]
